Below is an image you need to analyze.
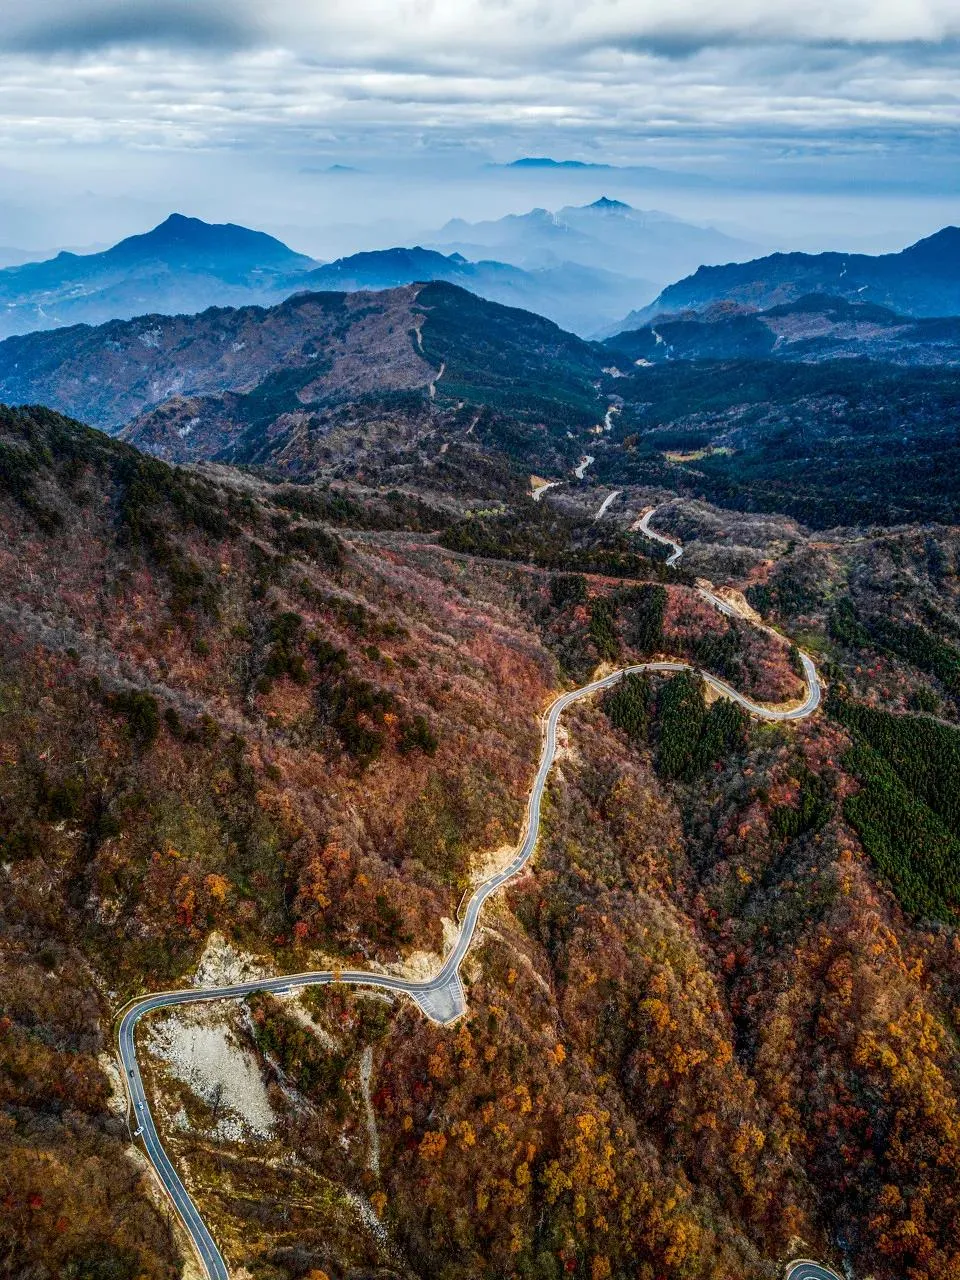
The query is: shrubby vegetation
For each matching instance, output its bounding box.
[549,573,588,609]
[6,394,960,1280]
[440,503,691,583]
[866,617,960,696]
[830,596,960,697]
[770,768,833,841]
[747,555,825,620]
[271,481,449,533]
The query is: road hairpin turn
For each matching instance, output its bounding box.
[116,507,823,1280]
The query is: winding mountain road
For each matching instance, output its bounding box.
[786,1262,844,1280]
[593,489,621,520]
[635,505,684,565]
[116,508,823,1279]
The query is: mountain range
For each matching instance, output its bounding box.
[297,244,652,335]
[0,207,661,339]
[0,213,317,338]
[428,196,759,285]
[603,293,960,366]
[627,226,960,326]
[4,208,960,361]
[487,157,716,187]
[0,286,435,434]
[6,222,960,1280]
[7,266,960,482]
[0,282,607,470]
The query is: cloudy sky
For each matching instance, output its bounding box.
[0,0,958,252]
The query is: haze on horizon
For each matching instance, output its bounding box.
[0,0,957,260]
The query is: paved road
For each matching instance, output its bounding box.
[636,506,684,565]
[637,509,821,719]
[116,506,823,1279]
[531,479,560,503]
[593,489,622,521]
[786,1261,844,1280]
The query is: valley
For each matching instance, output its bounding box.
[2,247,960,1280]
[116,510,823,1279]
[6,4,960,1278]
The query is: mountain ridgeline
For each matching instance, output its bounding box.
[0,213,318,339]
[299,242,650,336]
[0,200,703,341]
[628,225,960,326]
[0,281,612,473]
[604,293,960,366]
[0,199,762,343]
[4,270,960,529]
[4,196,960,1280]
[428,195,758,286]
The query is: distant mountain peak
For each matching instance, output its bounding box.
[111,213,303,256]
[159,212,199,228]
[589,197,632,211]
[131,213,222,247]
[504,156,612,171]
[0,214,317,339]
[901,225,960,264]
[96,215,316,275]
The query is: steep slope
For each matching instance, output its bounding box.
[631,226,960,323]
[0,282,609,469]
[416,280,604,424]
[0,213,316,338]
[0,285,436,432]
[604,294,960,365]
[0,401,555,1278]
[4,406,960,1280]
[119,284,608,471]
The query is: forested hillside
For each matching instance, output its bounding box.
[2,401,960,1280]
[595,357,960,527]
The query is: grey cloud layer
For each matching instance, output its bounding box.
[4,0,259,53]
[0,0,957,168]
[5,0,960,56]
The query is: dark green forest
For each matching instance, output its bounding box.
[594,358,960,527]
[829,696,960,919]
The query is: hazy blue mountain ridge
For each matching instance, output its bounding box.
[626,226,960,325]
[429,196,759,285]
[297,243,653,334]
[0,213,318,338]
